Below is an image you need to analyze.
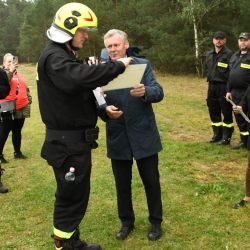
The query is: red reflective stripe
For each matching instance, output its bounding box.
[83,11,93,22]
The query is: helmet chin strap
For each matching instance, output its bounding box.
[68,39,80,52]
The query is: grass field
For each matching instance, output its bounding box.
[0,64,249,250]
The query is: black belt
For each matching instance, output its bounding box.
[209,81,226,85]
[45,127,99,143]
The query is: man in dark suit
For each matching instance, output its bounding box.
[103,29,164,241]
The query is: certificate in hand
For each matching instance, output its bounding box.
[103,64,147,91]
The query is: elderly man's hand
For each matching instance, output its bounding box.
[130,83,145,97]
[106,105,123,119]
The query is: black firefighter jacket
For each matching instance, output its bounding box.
[37,42,125,130]
[227,50,250,92]
[206,46,233,84]
[37,42,126,168]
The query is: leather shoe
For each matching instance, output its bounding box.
[148,224,162,241]
[14,152,27,159]
[233,199,249,209]
[0,182,8,193]
[116,224,134,240]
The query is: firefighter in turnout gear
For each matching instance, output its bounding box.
[226,32,250,149]
[37,3,132,250]
[206,31,234,145]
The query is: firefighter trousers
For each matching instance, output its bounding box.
[232,88,249,135]
[207,83,233,126]
[52,152,92,233]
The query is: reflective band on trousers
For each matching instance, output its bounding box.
[54,227,75,239]
[240,131,249,136]
[211,122,223,126]
[241,63,250,69]
[222,122,234,128]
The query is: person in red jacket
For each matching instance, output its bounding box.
[0,53,31,165]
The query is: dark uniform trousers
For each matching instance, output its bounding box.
[232,88,249,136]
[207,83,233,127]
[52,151,92,232]
[111,154,163,226]
[42,137,93,233]
[0,118,25,154]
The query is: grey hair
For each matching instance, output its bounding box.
[3,53,14,64]
[103,29,129,46]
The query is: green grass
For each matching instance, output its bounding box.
[0,66,249,249]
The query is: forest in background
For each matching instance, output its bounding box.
[0,0,250,75]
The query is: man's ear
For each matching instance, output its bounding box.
[125,42,129,50]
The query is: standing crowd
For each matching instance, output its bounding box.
[0,53,31,194]
[205,31,250,208]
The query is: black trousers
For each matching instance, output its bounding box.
[111,154,163,226]
[0,118,25,154]
[52,150,92,233]
[232,88,248,134]
[207,83,233,125]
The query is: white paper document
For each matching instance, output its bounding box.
[103,64,147,91]
[93,87,106,106]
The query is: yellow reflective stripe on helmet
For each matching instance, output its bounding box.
[211,122,223,126]
[240,63,250,69]
[217,62,228,68]
[222,122,234,128]
[53,227,75,239]
[240,131,249,136]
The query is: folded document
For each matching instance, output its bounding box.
[103,64,147,91]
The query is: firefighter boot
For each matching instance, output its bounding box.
[218,127,234,145]
[0,167,8,193]
[52,228,102,250]
[208,126,222,143]
[232,135,248,150]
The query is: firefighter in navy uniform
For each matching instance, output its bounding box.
[36,3,132,250]
[226,32,250,149]
[206,31,234,145]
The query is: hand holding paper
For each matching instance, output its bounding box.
[130,83,145,97]
[117,57,133,67]
[103,64,147,91]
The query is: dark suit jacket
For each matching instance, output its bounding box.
[105,57,164,160]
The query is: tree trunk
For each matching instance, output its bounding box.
[190,0,201,77]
